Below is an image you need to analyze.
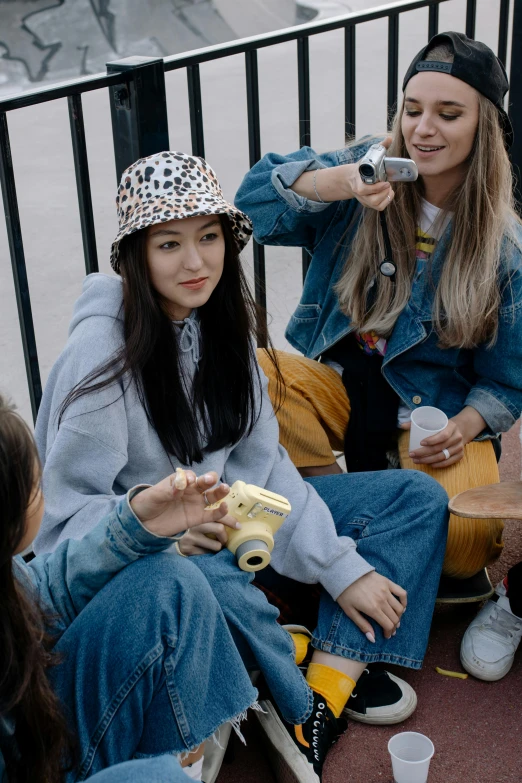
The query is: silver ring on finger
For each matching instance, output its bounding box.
[203,491,211,506]
[442,448,451,460]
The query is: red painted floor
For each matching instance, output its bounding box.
[218,422,522,783]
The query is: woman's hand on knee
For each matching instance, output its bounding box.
[129,469,240,539]
[409,420,465,468]
[336,571,407,640]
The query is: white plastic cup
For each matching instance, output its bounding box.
[409,406,448,452]
[388,731,435,783]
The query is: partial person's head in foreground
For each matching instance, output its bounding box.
[0,395,72,782]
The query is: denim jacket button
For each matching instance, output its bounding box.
[412,395,422,405]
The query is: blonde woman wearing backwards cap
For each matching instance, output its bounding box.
[33,152,448,782]
[236,31,522,604]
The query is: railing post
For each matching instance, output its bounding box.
[428,3,439,39]
[106,56,170,181]
[387,13,399,126]
[465,0,477,39]
[68,94,99,275]
[187,64,205,158]
[497,0,510,67]
[344,24,356,140]
[245,49,268,346]
[509,0,522,209]
[297,37,312,282]
[0,112,42,421]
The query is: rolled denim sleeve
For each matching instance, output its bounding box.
[465,386,518,433]
[270,156,334,214]
[235,148,348,250]
[19,488,179,638]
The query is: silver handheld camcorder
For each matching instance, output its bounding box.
[359,143,418,185]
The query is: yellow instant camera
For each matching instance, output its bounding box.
[206,480,291,572]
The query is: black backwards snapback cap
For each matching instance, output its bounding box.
[402,31,513,148]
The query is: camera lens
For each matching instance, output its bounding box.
[359,164,374,177]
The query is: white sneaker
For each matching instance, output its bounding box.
[201,723,231,783]
[460,581,522,681]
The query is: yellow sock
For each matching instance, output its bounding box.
[290,632,310,666]
[306,662,356,719]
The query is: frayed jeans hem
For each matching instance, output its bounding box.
[134,697,260,759]
[311,637,423,670]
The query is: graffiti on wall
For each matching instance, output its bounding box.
[0,0,317,92]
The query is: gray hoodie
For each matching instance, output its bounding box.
[34,274,373,600]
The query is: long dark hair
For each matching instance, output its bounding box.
[59,215,283,464]
[0,397,72,782]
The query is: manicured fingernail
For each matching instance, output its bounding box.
[204,473,214,482]
[393,630,397,636]
[221,483,229,491]
[397,622,401,628]
[234,522,241,529]
[409,452,415,457]
[365,632,376,644]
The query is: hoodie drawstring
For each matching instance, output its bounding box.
[173,317,201,367]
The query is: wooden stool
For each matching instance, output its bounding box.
[449,481,522,520]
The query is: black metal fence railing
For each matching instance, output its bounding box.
[0,0,520,422]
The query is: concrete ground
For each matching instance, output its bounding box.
[218,421,522,783]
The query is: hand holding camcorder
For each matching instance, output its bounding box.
[205,480,291,572]
[356,142,418,281]
[358,143,418,185]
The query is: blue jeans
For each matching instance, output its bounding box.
[187,468,446,735]
[191,549,313,724]
[89,756,191,782]
[306,470,448,668]
[253,470,449,670]
[48,554,258,782]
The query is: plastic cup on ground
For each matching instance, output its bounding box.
[388,731,435,783]
[409,406,448,452]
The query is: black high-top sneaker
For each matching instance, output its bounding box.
[255,691,347,783]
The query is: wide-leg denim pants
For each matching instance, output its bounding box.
[305,470,449,668]
[48,553,258,782]
[196,468,448,703]
[191,549,314,725]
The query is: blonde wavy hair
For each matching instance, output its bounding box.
[335,44,521,349]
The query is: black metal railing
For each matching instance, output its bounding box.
[0,0,520,422]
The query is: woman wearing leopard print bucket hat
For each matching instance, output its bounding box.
[33,151,448,783]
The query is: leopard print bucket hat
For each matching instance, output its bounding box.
[110,151,253,273]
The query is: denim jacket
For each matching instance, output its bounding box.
[0,489,178,780]
[235,139,522,435]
